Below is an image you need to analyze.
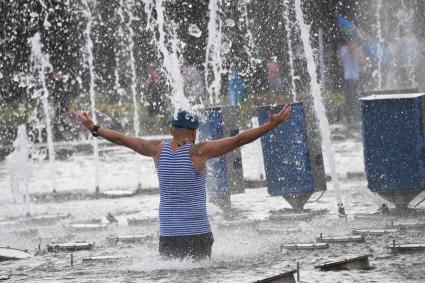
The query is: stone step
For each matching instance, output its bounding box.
[315,254,371,271]
[281,243,329,250]
[47,242,94,252]
[317,235,365,243]
[352,228,397,236]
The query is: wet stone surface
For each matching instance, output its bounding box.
[0,137,425,282]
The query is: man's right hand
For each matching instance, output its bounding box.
[77,111,95,130]
[75,111,163,161]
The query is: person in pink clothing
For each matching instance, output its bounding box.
[267,56,283,93]
[141,63,162,115]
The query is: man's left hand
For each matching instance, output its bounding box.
[77,111,95,130]
[268,104,292,127]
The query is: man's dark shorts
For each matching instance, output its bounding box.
[159,232,214,260]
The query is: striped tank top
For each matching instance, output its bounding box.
[156,141,211,236]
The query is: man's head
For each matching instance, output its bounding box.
[170,110,199,129]
[347,39,358,52]
[169,110,199,143]
[147,63,156,75]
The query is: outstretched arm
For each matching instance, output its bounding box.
[194,104,291,160]
[77,111,162,158]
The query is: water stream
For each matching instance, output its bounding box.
[282,0,297,102]
[83,0,100,192]
[155,0,190,111]
[29,32,57,194]
[125,0,143,189]
[294,0,344,209]
[205,0,224,105]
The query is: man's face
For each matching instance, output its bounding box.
[147,65,156,75]
[348,40,358,52]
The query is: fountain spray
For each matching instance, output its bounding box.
[155,0,190,111]
[126,0,143,189]
[205,0,224,105]
[376,0,383,90]
[294,0,345,216]
[282,0,297,102]
[143,0,191,114]
[29,32,57,194]
[83,0,100,193]
[240,0,259,72]
[114,0,125,106]
[7,125,31,215]
[318,29,326,90]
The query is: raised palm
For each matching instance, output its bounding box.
[268,104,292,126]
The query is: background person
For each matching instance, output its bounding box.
[227,65,246,106]
[141,63,162,115]
[181,63,206,106]
[267,56,283,93]
[339,40,362,127]
[51,70,72,140]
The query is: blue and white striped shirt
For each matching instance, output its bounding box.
[156,141,211,236]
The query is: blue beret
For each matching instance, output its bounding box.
[170,110,199,129]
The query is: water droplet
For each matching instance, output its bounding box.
[188,24,202,38]
[225,19,235,27]
[222,41,232,54]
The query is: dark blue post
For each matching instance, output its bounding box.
[198,106,244,209]
[257,103,326,210]
[360,93,425,210]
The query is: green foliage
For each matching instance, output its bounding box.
[236,88,345,129]
[322,90,345,123]
[0,102,37,145]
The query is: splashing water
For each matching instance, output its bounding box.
[29,32,57,193]
[143,0,192,114]
[188,24,202,38]
[143,0,156,40]
[126,1,141,138]
[282,0,297,102]
[155,0,190,111]
[83,0,100,192]
[205,0,224,105]
[240,0,260,75]
[114,0,125,104]
[6,125,31,215]
[294,0,344,209]
[125,0,143,188]
[376,0,383,90]
[318,28,326,90]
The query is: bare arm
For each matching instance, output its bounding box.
[194,104,291,160]
[77,111,162,157]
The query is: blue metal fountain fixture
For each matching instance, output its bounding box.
[360,92,425,209]
[257,103,326,210]
[198,106,244,209]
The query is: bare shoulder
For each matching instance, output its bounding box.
[125,137,163,157]
[190,141,208,157]
[191,137,237,161]
[141,138,163,148]
[143,138,164,155]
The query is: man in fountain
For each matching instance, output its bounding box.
[77,105,291,260]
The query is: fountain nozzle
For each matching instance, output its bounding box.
[338,203,346,218]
